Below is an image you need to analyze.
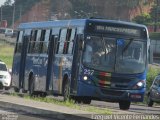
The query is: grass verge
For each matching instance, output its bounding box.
[0,40,14,68]
[9,92,112,114]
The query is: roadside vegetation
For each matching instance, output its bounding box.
[9,92,112,114]
[0,40,14,68]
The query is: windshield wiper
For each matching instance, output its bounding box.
[122,38,133,55]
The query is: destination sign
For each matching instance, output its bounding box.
[87,23,143,37]
[96,25,140,35]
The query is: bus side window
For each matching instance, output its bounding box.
[62,28,76,54]
[15,31,24,53]
[63,29,71,54]
[42,29,51,54]
[39,30,46,53]
[34,30,42,53]
[68,29,76,54]
[28,30,37,53]
[57,29,67,54]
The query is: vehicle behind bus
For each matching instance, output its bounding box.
[11,19,149,110]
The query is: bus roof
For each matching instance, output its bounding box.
[18,19,147,30]
[18,19,86,29]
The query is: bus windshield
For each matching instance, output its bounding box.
[82,36,146,74]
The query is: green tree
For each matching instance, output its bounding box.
[132,13,151,24]
[149,1,160,31]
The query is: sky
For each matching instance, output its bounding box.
[0,0,14,6]
[0,0,6,6]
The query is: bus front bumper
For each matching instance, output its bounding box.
[77,81,145,102]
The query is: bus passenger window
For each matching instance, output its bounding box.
[34,30,42,53]
[15,31,23,53]
[63,29,72,54]
[28,30,37,53]
[42,29,51,53]
[39,30,46,53]
[57,29,67,54]
[68,29,76,54]
[62,28,76,54]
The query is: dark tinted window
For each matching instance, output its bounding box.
[42,29,51,53]
[57,29,67,54]
[28,30,37,53]
[64,29,76,54]
[15,31,23,53]
[0,63,7,71]
[28,29,50,54]
[56,28,76,54]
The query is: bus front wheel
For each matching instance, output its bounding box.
[75,97,91,104]
[81,97,91,104]
[82,99,91,104]
[119,100,131,110]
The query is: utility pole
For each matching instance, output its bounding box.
[19,5,22,23]
[12,2,15,29]
[154,0,159,32]
[0,6,2,22]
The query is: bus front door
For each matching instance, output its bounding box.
[70,34,83,94]
[19,30,31,89]
[46,35,57,91]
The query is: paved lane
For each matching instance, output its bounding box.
[0,107,54,120]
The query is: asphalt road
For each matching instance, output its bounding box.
[0,89,160,120]
[45,95,160,114]
[0,107,54,120]
[91,100,160,114]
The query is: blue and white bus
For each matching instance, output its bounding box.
[11,19,150,110]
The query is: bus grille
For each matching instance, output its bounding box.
[111,77,133,83]
[95,74,111,88]
[111,77,135,89]
[95,75,134,89]
[101,89,124,96]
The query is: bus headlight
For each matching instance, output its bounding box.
[137,81,143,87]
[82,75,94,85]
[83,75,88,81]
[133,80,145,89]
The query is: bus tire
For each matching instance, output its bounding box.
[22,89,27,93]
[147,94,153,107]
[74,97,91,104]
[14,87,20,92]
[63,80,70,101]
[119,100,130,110]
[74,97,82,104]
[82,98,91,104]
[40,92,47,98]
[29,75,35,96]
